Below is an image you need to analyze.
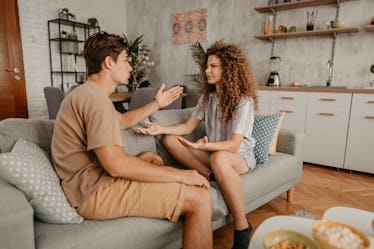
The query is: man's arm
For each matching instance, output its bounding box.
[117,84,183,130]
[94,145,210,188]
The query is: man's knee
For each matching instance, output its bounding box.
[182,186,212,214]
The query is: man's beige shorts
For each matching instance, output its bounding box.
[77,178,185,223]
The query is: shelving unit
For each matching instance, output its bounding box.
[254,0,358,86]
[365,25,374,32]
[255,0,354,13]
[48,19,100,92]
[255,27,358,40]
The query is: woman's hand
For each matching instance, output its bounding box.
[136,121,162,135]
[177,136,209,150]
[154,84,183,109]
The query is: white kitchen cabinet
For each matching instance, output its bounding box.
[269,91,308,133]
[257,90,271,114]
[303,92,352,168]
[344,94,374,174]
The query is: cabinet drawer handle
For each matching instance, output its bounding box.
[280,110,293,113]
[367,101,374,104]
[365,116,374,119]
[318,113,335,116]
[319,98,336,101]
[280,97,295,100]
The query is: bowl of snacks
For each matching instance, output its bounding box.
[264,229,319,249]
[312,220,371,249]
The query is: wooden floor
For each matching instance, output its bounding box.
[212,163,374,249]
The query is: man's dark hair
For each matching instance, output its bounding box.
[84,31,127,76]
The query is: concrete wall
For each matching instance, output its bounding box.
[17,0,126,118]
[17,0,374,118]
[127,0,374,90]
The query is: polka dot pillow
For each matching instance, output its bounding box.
[0,139,83,224]
[252,112,283,164]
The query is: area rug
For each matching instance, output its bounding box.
[289,210,321,220]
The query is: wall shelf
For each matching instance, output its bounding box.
[254,0,354,13]
[365,25,374,32]
[48,18,100,91]
[255,27,359,40]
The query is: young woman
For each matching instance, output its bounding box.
[137,41,258,249]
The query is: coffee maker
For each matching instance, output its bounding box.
[267,56,281,87]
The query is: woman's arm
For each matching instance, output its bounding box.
[137,116,201,136]
[178,133,244,153]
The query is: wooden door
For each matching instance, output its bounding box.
[0,0,28,120]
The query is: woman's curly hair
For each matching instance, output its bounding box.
[199,41,258,122]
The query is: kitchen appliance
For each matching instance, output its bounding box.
[267,56,281,86]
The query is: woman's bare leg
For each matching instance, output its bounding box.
[163,135,211,178]
[209,151,249,230]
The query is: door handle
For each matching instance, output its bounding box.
[5,68,20,73]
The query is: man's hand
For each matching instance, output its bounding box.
[178,136,209,150]
[154,84,183,109]
[178,169,210,189]
[136,121,162,135]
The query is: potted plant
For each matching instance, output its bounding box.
[122,34,154,91]
[186,41,206,92]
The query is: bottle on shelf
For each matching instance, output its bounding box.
[267,15,274,34]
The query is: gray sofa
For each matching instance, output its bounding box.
[0,108,304,249]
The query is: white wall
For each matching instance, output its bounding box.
[17,0,127,118]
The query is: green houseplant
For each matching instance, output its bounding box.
[122,34,154,91]
[187,41,206,92]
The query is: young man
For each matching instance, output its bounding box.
[51,32,212,249]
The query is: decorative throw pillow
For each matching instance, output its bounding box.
[0,139,83,224]
[252,112,283,164]
[268,112,285,155]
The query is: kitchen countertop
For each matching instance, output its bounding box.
[257,85,374,94]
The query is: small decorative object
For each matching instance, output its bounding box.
[330,20,344,29]
[122,34,154,91]
[68,31,77,40]
[58,8,76,21]
[277,25,287,33]
[289,26,297,32]
[284,0,291,2]
[371,64,374,74]
[87,18,99,27]
[268,0,278,5]
[60,30,68,39]
[260,16,267,35]
[306,10,318,31]
[267,15,274,34]
[371,17,374,25]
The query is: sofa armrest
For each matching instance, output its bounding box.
[276,129,305,159]
[0,178,35,249]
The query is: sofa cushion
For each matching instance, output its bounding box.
[0,118,54,155]
[253,112,283,164]
[0,139,83,224]
[121,120,157,156]
[35,217,183,249]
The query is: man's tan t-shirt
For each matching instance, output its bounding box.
[52,81,123,207]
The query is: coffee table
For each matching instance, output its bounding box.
[249,207,374,249]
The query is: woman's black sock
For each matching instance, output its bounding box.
[232,223,252,249]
